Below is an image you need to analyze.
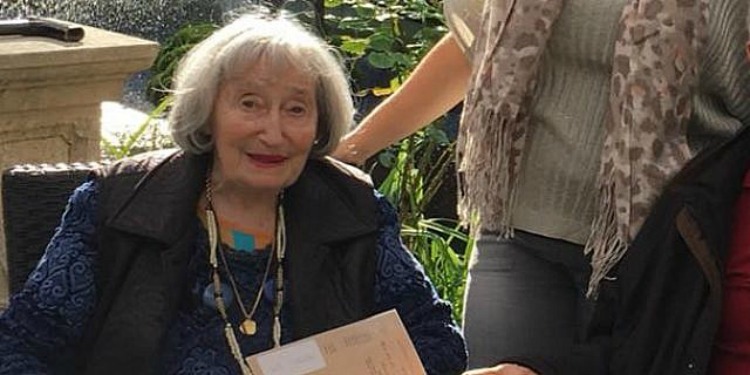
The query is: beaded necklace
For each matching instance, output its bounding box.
[204,172,287,374]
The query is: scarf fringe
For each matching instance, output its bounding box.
[457,110,519,239]
[585,179,628,298]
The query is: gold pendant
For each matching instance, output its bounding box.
[239,319,257,335]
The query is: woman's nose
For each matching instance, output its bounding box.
[257,110,283,145]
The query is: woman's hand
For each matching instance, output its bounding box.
[463,363,539,375]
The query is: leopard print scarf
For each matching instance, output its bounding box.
[457,0,709,296]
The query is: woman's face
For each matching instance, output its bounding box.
[211,58,318,195]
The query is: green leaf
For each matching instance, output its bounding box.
[324,0,343,8]
[340,36,370,56]
[367,32,393,52]
[390,52,412,66]
[370,86,393,96]
[367,52,395,69]
[353,2,376,17]
[389,77,402,91]
[377,150,396,168]
[426,126,450,144]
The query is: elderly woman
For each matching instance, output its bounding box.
[0,11,467,375]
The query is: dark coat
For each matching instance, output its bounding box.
[72,150,381,375]
[540,125,750,375]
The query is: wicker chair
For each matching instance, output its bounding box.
[2,162,104,295]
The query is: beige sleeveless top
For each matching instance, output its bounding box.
[442,0,482,59]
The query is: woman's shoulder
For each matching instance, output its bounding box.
[309,157,374,188]
[97,148,183,179]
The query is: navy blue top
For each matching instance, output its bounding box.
[0,180,467,374]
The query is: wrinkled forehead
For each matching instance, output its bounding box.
[221,56,317,97]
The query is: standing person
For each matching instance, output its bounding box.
[333,0,750,372]
[466,38,750,375]
[467,115,750,375]
[0,10,467,375]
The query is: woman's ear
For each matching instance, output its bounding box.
[746,41,750,62]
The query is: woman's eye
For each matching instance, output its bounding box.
[287,104,307,116]
[240,96,259,109]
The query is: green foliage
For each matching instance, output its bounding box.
[324,0,473,323]
[402,218,473,323]
[323,0,447,96]
[376,126,451,221]
[376,120,471,323]
[146,22,219,105]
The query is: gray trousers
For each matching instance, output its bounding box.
[462,230,592,368]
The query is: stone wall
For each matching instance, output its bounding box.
[0,21,158,306]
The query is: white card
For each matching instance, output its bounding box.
[256,339,326,375]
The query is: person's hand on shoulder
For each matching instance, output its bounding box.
[331,138,366,166]
[463,363,539,375]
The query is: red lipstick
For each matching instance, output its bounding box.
[248,153,287,166]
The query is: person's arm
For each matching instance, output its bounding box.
[371,191,468,375]
[0,180,99,373]
[333,33,471,164]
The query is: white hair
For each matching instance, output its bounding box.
[168,11,354,157]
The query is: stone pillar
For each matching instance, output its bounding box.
[0,21,159,306]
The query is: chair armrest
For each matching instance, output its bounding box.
[2,162,106,294]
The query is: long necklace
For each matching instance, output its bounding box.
[204,172,287,374]
[214,222,273,336]
[271,199,286,348]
